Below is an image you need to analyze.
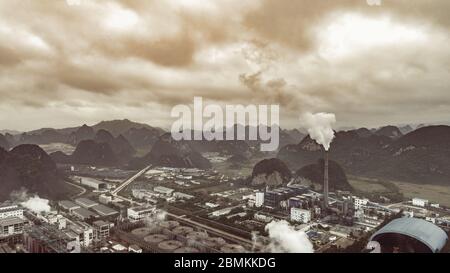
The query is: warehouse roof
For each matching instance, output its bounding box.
[370,217,448,253]
[92,204,118,216]
[72,208,97,219]
[59,200,80,210]
[0,217,25,226]
[75,198,98,208]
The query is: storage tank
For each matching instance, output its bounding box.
[172,226,194,235]
[200,237,227,248]
[220,244,246,253]
[174,247,200,253]
[186,231,209,240]
[144,234,169,244]
[131,227,152,238]
[159,221,180,229]
[158,240,184,252]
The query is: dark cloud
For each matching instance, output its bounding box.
[0,0,448,130]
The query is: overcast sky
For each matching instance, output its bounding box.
[0,0,449,131]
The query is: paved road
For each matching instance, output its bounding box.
[65,181,86,198]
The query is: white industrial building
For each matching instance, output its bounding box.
[75,177,107,190]
[127,206,156,222]
[412,198,429,208]
[255,192,264,208]
[354,198,369,210]
[69,222,94,247]
[173,192,194,200]
[0,217,25,237]
[0,205,23,219]
[290,207,311,223]
[153,186,174,196]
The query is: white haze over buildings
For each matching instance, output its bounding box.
[300,112,336,151]
[264,220,314,253]
[10,188,51,214]
[20,195,51,214]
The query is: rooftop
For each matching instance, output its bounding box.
[92,204,118,216]
[0,217,25,226]
[371,217,449,253]
[75,198,98,208]
[129,206,155,213]
[72,208,97,219]
[59,200,80,209]
[93,220,110,227]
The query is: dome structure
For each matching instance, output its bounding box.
[369,217,448,253]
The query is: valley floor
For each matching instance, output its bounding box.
[349,175,450,207]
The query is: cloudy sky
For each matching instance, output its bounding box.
[0,0,449,131]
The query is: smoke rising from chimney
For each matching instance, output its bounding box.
[299,112,336,151]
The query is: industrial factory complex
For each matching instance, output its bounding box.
[0,162,449,254]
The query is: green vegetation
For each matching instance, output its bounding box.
[349,175,404,203]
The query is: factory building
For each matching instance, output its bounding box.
[290,208,311,224]
[153,186,174,196]
[72,208,98,220]
[59,201,81,213]
[91,204,118,217]
[211,207,234,217]
[69,222,94,247]
[45,214,67,230]
[354,198,369,210]
[264,191,284,209]
[75,198,98,208]
[127,206,156,222]
[264,186,307,209]
[75,177,107,190]
[0,217,25,237]
[412,198,429,208]
[93,220,112,241]
[255,192,264,208]
[0,205,24,219]
[173,192,195,200]
[23,224,80,253]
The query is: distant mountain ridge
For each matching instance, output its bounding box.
[130,133,211,169]
[278,125,450,185]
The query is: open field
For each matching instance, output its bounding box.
[390,181,450,207]
[349,175,450,207]
[348,176,390,193]
[211,154,274,178]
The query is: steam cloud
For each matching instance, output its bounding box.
[21,196,51,214]
[299,112,336,151]
[263,220,314,253]
[10,188,51,214]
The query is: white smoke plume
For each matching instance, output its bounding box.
[299,112,336,151]
[20,195,51,214]
[10,188,51,214]
[263,220,314,253]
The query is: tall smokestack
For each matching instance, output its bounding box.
[323,150,329,208]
